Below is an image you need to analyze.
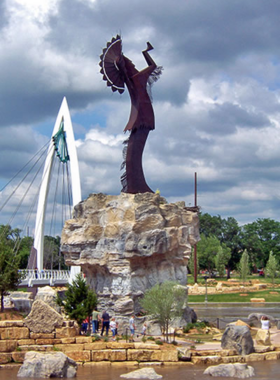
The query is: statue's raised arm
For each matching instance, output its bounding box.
[100,35,162,194]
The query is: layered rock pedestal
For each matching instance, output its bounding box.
[61,192,200,315]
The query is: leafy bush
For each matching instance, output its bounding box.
[155,339,163,345]
[183,323,194,333]
[92,334,101,342]
[183,321,209,333]
[140,281,187,342]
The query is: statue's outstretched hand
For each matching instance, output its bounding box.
[145,42,154,52]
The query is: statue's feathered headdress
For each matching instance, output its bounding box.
[99,35,125,94]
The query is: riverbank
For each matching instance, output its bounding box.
[0,319,280,368]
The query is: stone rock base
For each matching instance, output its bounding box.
[255,329,271,345]
[61,193,200,316]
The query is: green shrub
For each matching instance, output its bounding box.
[155,339,163,345]
[92,334,101,342]
[183,321,209,333]
[147,336,155,341]
[183,323,194,333]
[141,336,147,343]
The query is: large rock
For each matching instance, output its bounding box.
[35,286,60,312]
[204,363,255,378]
[10,291,33,313]
[120,368,162,379]
[255,329,271,345]
[221,325,254,355]
[61,193,199,315]
[24,299,64,333]
[17,351,77,378]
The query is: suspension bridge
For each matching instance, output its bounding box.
[0,97,82,288]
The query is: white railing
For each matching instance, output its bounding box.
[19,269,71,287]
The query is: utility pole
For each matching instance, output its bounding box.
[193,172,198,283]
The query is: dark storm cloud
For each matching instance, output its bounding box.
[1,0,278,128]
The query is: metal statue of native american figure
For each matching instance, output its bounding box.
[99,35,162,194]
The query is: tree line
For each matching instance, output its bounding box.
[0,224,67,311]
[0,224,66,270]
[191,213,280,278]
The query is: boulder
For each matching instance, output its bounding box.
[177,346,191,361]
[35,286,60,312]
[255,329,271,345]
[221,325,254,355]
[165,306,197,332]
[229,320,250,328]
[204,363,255,378]
[10,291,33,313]
[61,192,200,315]
[24,299,64,333]
[182,306,197,323]
[17,351,77,378]
[120,368,162,379]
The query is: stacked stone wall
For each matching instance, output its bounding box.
[0,320,178,365]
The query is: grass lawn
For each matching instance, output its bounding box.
[188,289,280,303]
[187,274,280,286]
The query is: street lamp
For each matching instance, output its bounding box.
[204,276,209,303]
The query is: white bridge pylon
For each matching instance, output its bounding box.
[33,97,81,279]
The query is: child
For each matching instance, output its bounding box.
[81,317,89,335]
[110,317,117,341]
[142,322,147,336]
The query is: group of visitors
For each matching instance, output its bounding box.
[81,309,147,341]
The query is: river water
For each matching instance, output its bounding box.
[1,361,280,380]
[190,302,280,328]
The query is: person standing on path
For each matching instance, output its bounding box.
[101,310,110,336]
[255,315,271,345]
[129,315,136,342]
[92,308,100,334]
[110,317,117,341]
[141,322,147,336]
[261,315,270,330]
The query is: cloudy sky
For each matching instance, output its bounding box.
[1,0,280,235]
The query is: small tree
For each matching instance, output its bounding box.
[197,234,221,275]
[238,249,250,285]
[215,245,231,277]
[57,273,97,329]
[215,246,225,277]
[140,281,187,342]
[0,242,23,312]
[265,251,279,290]
[189,248,199,280]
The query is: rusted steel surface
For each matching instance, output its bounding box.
[100,35,162,194]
